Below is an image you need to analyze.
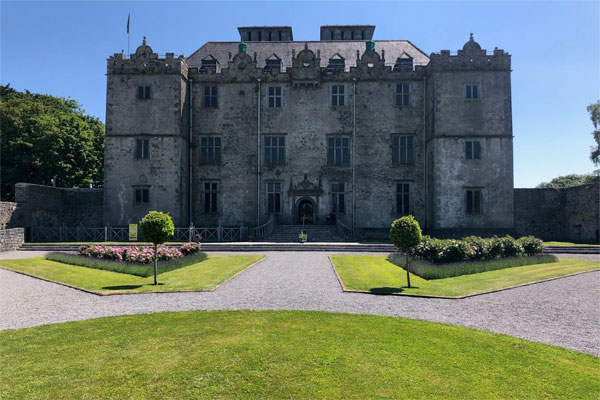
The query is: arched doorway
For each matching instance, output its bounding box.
[298,199,314,224]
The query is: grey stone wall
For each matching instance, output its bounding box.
[0,228,24,251]
[514,184,599,243]
[0,202,20,229]
[15,183,103,227]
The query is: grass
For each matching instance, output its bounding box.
[1,310,598,400]
[45,252,208,277]
[330,255,600,297]
[544,241,600,247]
[388,253,558,279]
[0,255,264,294]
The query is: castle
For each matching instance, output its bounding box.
[104,25,514,237]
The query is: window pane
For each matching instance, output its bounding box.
[473,85,478,99]
[276,97,281,108]
[466,142,472,159]
[467,191,473,213]
[275,194,280,212]
[269,97,274,108]
[339,96,344,106]
[332,86,338,95]
[142,190,149,203]
[474,191,481,213]
[474,141,481,159]
[145,86,151,99]
[211,87,217,96]
[268,87,274,96]
[138,86,144,99]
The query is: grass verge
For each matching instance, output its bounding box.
[330,255,600,297]
[0,255,264,294]
[544,241,600,247]
[388,253,557,279]
[45,252,208,277]
[1,310,597,399]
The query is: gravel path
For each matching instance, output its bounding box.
[0,251,598,356]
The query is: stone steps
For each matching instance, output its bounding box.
[262,224,348,242]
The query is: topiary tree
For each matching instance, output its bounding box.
[390,215,422,288]
[139,211,175,285]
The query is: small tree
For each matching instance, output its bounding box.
[139,211,175,285]
[390,216,422,288]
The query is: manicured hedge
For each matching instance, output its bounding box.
[410,235,543,264]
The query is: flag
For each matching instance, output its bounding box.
[127,13,130,34]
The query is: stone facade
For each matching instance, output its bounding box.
[515,184,599,243]
[0,228,24,251]
[15,183,103,227]
[0,202,20,229]
[104,25,514,235]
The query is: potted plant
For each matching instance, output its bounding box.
[298,232,308,243]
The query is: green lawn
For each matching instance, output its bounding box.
[330,255,600,297]
[1,311,597,399]
[544,241,600,247]
[0,255,264,294]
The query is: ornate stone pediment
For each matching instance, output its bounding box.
[291,43,321,88]
[288,174,323,196]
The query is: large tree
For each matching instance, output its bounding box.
[537,172,599,189]
[588,100,600,166]
[0,84,104,201]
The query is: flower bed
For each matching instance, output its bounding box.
[78,242,201,264]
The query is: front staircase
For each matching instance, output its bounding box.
[262,224,347,242]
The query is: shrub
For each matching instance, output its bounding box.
[500,235,523,257]
[411,236,442,263]
[437,239,473,264]
[390,215,422,288]
[139,211,175,285]
[488,236,504,259]
[518,236,544,255]
[463,236,489,261]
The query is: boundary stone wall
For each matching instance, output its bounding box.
[0,228,24,251]
[0,202,20,229]
[514,184,599,243]
[15,183,103,227]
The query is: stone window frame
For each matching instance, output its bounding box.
[202,180,219,213]
[135,138,150,160]
[465,140,482,160]
[330,84,346,107]
[395,181,411,216]
[199,136,222,165]
[264,135,286,166]
[203,85,218,108]
[331,182,346,214]
[133,186,150,205]
[394,83,410,107]
[391,134,415,165]
[465,83,481,100]
[266,181,282,214]
[267,86,283,109]
[137,85,151,100]
[326,136,350,165]
[465,187,483,214]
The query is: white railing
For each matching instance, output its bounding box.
[336,218,355,240]
[251,215,274,240]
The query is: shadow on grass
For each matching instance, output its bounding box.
[368,286,418,294]
[101,285,144,290]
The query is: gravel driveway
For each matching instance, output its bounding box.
[0,251,598,356]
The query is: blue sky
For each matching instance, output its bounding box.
[1,1,598,187]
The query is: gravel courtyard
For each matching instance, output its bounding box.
[0,251,598,356]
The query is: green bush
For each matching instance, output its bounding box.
[411,236,441,262]
[518,236,544,255]
[488,236,504,259]
[139,211,175,245]
[463,236,489,261]
[438,239,473,264]
[390,215,422,252]
[500,235,523,257]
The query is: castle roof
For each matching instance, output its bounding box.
[187,40,429,71]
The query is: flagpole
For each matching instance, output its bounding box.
[127,12,130,57]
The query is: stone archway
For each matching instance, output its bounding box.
[297,198,314,224]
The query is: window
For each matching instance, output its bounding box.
[134,188,149,204]
[200,56,218,72]
[331,85,345,106]
[327,55,345,73]
[200,137,221,164]
[465,141,481,160]
[392,135,414,165]
[466,189,482,214]
[466,84,479,99]
[135,139,149,159]
[137,86,151,100]
[331,182,345,214]
[203,181,219,213]
[204,86,218,108]
[264,58,282,73]
[264,136,285,165]
[394,57,413,71]
[396,183,410,215]
[327,137,349,165]
[395,84,409,106]
[267,182,281,213]
[268,86,282,108]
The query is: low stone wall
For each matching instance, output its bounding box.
[15,183,103,227]
[0,228,25,251]
[514,184,599,243]
[0,202,21,229]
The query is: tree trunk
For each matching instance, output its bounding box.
[405,252,411,288]
[153,243,158,285]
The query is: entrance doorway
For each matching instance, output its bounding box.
[298,199,314,224]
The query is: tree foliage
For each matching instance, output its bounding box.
[389,215,422,288]
[139,211,175,285]
[536,172,599,189]
[589,100,600,166]
[0,84,104,200]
